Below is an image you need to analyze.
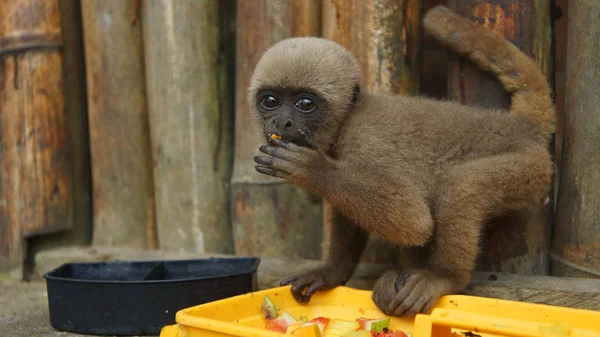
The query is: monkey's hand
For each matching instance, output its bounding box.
[254,130,334,190]
[279,264,352,303]
[372,269,466,317]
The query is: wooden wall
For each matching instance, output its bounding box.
[2,0,598,281]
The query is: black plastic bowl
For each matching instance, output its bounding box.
[43,257,260,336]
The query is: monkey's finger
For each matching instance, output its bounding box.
[255,165,276,176]
[394,292,435,317]
[386,274,418,314]
[297,129,319,150]
[420,297,437,314]
[372,271,401,314]
[393,296,427,317]
[302,279,327,302]
[255,165,291,180]
[272,139,302,152]
[254,155,273,166]
[391,280,429,317]
[259,145,297,162]
[259,145,273,155]
[290,280,312,303]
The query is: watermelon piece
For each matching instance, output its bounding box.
[265,311,297,333]
[310,317,331,334]
[266,319,288,333]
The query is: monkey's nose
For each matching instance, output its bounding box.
[274,118,293,131]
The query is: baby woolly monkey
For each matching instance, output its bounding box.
[249,5,554,317]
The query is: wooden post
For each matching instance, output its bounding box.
[81,0,156,249]
[26,0,94,263]
[0,0,74,276]
[53,0,92,246]
[142,1,235,254]
[321,0,422,264]
[231,0,324,259]
[446,0,553,274]
[551,0,600,279]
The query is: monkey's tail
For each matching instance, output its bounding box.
[423,5,554,136]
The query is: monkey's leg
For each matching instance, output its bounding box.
[280,207,368,303]
[373,146,552,317]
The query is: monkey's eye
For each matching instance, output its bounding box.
[294,98,316,113]
[259,95,280,110]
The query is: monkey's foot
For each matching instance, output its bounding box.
[372,269,462,317]
[279,265,350,303]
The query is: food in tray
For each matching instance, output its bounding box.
[261,295,409,337]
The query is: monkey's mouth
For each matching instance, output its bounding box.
[265,130,313,147]
[266,133,285,145]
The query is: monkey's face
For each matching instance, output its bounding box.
[255,88,323,147]
[247,37,362,149]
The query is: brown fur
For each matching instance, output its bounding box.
[249,5,554,316]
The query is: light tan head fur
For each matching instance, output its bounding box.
[247,37,362,148]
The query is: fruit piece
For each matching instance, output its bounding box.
[270,133,282,140]
[356,318,372,330]
[290,322,323,337]
[309,317,330,335]
[286,322,303,334]
[324,319,360,337]
[262,296,278,320]
[340,331,371,337]
[356,318,391,332]
[265,311,297,332]
[370,318,391,333]
[266,319,288,333]
[311,317,330,326]
[278,312,298,325]
[287,322,323,337]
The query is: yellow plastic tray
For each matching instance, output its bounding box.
[159,286,600,337]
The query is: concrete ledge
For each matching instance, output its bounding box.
[33,246,600,310]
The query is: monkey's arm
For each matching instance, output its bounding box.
[280,207,368,303]
[254,134,433,247]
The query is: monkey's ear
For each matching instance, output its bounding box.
[351,85,360,106]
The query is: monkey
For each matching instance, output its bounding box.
[248,5,554,317]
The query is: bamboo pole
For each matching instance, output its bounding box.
[142,0,235,254]
[0,0,74,276]
[81,0,156,249]
[231,0,324,259]
[321,0,422,264]
[446,0,553,274]
[551,0,600,279]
